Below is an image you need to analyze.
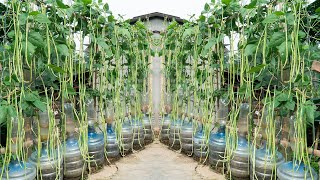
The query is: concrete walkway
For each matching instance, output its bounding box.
[89,141,225,180]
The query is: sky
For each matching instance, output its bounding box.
[104,0,210,20]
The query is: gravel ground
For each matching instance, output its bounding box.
[89,140,225,180]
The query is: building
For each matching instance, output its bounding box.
[130,12,184,128]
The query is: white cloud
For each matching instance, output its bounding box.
[104,0,210,20]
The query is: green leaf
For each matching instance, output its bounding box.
[57,0,68,9]
[204,37,217,50]
[262,14,278,24]
[304,103,316,125]
[298,30,306,39]
[67,84,77,95]
[56,44,69,56]
[204,3,210,11]
[19,13,28,25]
[277,93,291,102]
[274,11,285,16]
[0,106,8,126]
[244,0,257,9]
[108,15,114,22]
[119,28,131,39]
[97,37,109,50]
[8,31,14,39]
[34,14,51,24]
[182,28,194,39]
[277,41,292,55]
[238,84,247,95]
[24,92,37,102]
[315,7,320,13]
[269,32,285,48]
[22,41,36,55]
[33,100,46,112]
[29,11,40,16]
[82,0,92,5]
[286,13,295,25]
[285,100,295,111]
[274,99,280,108]
[103,3,109,11]
[7,105,17,118]
[48,64,66,74]
[221,0,231,5]
[248,64,266,73]
[244,44,257,56]
[28,31,45,47]
[196,35,203,45]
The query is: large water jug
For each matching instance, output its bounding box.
[120,120,133,155]
[230,136,250,180]
[180,119,193,155]
[169,119,182,150]
[142,113,153,144]
[250,145,284,180]
[160,114,171,144]
[87,126,105,168]
[30,143,63,180]
[64,136,84,179]
[0,160,36,180]
[193,127,208,163]
[106,123,120,160]
[209,126,226,168]
[132,119,145,150]
[277,161,318,180]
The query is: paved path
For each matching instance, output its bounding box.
[89,141,225,180]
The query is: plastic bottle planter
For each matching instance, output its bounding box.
[209,126,226,168]
[180,120,193,155]
[120,120,133,155]
[169,119,182,150]
[30,146,63,180]
[230,137,250,180]
[106,124,120,161]
[142,113,153,144]
[64,137,84,179]
[0,160,37,180]
[87,126,105,169]
[193,129,208,163]
[250,146,284,180]
[277,161,318,180]
[160,114,171,144]
[132,119,145,150]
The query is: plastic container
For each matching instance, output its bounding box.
[160,114,171,144]
[217,98,229,125]
[230,136,250,180]
[209,126,226,167]
[106,123,120,159]
[0,160,37,180]
[132,119,145,150]
[169,119,182,150]
[87,126,105,167]
[39,110,50,142]
[120,120,133,154]
[193,127,208,162]
[277,161,318,180]
[238,103,250,136]
[86,99,97,124]
[180,119,193,154]
[30,143,63,180]
[142,113,153,143]
[250,145,284,180]
[64,136,84,179]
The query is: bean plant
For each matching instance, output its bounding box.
[0,0,152,178]
[162,0,320,178]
